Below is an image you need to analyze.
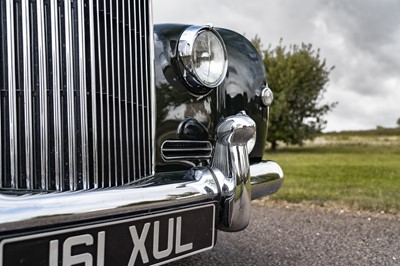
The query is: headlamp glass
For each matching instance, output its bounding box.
[177,25,228,91]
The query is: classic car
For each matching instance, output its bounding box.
[0,0,283,265]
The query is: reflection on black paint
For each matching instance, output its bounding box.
[154,24,268,169]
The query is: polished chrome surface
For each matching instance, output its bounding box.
[122,0,130,183]
[211,111,256,231]
[65,0,77,190]
[22,0,33,189]
[50,0,63,191]
[161,140,213,161]
[103,0,111,185]
[0,168,219,231]
[177,25,228,89]
[78,0,89,189]
[6,0,18,188]
[89,0,98,187]
[37,0,49,190]
[250,161,284,200]
[0,159,283,232]
[0,0,154,192]
[260,86,274,107]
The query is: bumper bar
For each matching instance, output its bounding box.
[0,162,283,232]
[0,112,283,233]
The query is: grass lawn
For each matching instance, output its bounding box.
[262,134,400,214]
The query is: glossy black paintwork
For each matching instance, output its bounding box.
[177,117,209,140]
[154,24,268,171]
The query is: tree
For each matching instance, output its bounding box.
[253,39,336,150]
[397,117,400,128]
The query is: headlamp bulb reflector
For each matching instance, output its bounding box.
[178,25,228,90]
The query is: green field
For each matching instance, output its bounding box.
[262,131,400,214]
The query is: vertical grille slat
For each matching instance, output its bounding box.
[104,0,111,187]
[6,0,18,189]
[138,0,144,176]
[109,1,118,185]
[22,0,33,189]
[144,1,152,171]
[122,0,130,184]
[50,0,63,191]
[36,0,49,190]
[0,0,5,187]
[64,0,77,191]
[89,0,98,188]
[133,0,141,178]
[97,0,105,188]
[77,0,89,189]
[0,0,153,193]
[127,0,136,182]
[116,0,122,185]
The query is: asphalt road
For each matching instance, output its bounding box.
[167,204,400,266]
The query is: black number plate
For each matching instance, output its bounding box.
[1,204,215,266]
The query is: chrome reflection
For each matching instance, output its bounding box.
[211,111,256,232]
[251,161,284,200]
[0,168,219,231]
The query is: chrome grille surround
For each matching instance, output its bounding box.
[0,0,154,192]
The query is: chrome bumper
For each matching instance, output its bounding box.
[0,113,283,233]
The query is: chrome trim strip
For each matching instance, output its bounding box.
[133,0,141,178]
[89,0,99,188]
[149,0,156,175]
[138,0,147,176]
[144,0,151,174]
[122,0,130,183]
[116,0,124,184]
[96,0,105,187]
[64,0,77,190]
[6,0,18,188]
[22,0,33,189]
[110,0,118,185]
[37,0,49,190]
[104,0,111,186]
[77,0,89,189]
[128,0,136,180]
[51,0,63,191]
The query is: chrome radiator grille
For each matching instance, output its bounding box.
[0,0,154,192]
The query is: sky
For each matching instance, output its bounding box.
[153,0,400,132]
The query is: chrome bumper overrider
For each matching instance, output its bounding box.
[0,112,283,233]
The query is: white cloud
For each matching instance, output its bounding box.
[153,0,400,131]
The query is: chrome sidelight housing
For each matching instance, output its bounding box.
[211,112,256,231]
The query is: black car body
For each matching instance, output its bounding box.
[0,0,283,265]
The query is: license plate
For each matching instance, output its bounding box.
[0,204,215,266]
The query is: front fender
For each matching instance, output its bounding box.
[153,24,269,171]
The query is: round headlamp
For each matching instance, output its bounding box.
[177,25,228,92]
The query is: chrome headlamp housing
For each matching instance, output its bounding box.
[177,25,228,93]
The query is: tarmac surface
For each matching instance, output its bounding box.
[167,203,400,266]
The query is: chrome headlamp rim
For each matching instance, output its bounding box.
[177,24,228,91]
